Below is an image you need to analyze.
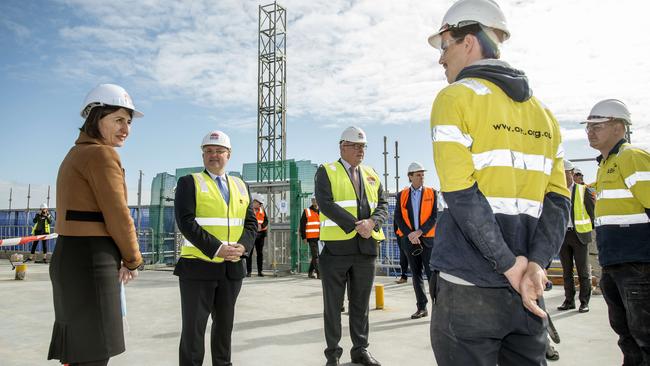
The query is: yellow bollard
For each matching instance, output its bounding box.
[375,283,384,310]
[15,264,27,280]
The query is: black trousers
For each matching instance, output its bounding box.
[601,263,650,366]
[179,277,242,366]
[246,234,265,274]
[398,239,409,279]
[30,239,48,254]
[559,229,591,305]
[399,236,432,310]
[307,239,319,275]
[429,275,546,366]
[319,247,375,362]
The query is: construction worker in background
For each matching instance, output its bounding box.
[393,162,437,320]
[557,159,595,314]
[573,167,585,185]
[427,0,571,365]
[582,99,650,364]
[315,126,388,366]
[174,130,257,366]
[394,224,410,284]
[247,194,268,277]
[300,195,320,279]
[28,203,53,263]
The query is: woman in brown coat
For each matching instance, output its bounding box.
[48,84,144,366]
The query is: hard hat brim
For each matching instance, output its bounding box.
[580,117,610,124]
[428,33,442,49]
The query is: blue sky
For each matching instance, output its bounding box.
[1,0,648,209]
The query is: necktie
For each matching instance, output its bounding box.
[217,176,230,204]
[349,166,360,197]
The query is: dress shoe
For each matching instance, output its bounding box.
[351,351,381,366]
[258,272,265,277]
[325,357,339,366]
[308,272,316,279]
[545,344,560,361]
[410,309,428,319]
[557,301,575,311]
[340,305,345,312]
[246,273,252,277]
[395,277,407,284]
[578,303,590,313]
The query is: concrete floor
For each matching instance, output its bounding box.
[0,261,622,365]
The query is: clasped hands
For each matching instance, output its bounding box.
[407,229,423,245]
[354,218,376,239]
[504,256,548,319]
[219,243,247,262]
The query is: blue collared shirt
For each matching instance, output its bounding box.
[410,185,422,230]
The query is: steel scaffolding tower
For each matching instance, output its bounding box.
[257,1,287,182]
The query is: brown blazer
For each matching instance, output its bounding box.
[56,132,142,270]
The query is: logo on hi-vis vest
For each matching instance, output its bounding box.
[366,176,377,186]
[607,163,617,174]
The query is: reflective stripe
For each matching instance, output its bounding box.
[321,220,339,227]
[195,173,209,193]
[305,229,319,233]
[182,239,195,247]
[335,200,357,208]
[431,125,473,148]
[597,189,634,200]
[574,218,591,226]
[472,149,553,175]
[624,171,650,188]
[556,144,565,159]
[485,197,543,218]
[306,208,312,217]
[456,79,491,95]
[306,222,320,226]
[595,214,650,226]
[195,217,244,226]
[369,202,377,210]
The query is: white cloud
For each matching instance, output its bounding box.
[43,0,649,136]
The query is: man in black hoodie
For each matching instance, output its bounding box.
[426,1,571,365]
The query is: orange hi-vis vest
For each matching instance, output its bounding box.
[396,186,436,238]
[304,208,320,239]
[255,207,267,231]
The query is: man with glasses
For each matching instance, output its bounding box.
[582,99,650,364]
[174,130,257,366]
[394,162,437,320]
[427,0,571,365]
[315,126,388,366]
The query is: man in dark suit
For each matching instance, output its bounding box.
[557,160,595,313]
[174,130,257,366]
[315,126,388,366]
[394,162,438,319]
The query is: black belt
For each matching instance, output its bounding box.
[66,210,105,222]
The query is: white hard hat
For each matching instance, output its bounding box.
[201,130,232,149]
[574,167,583,175]
[428,0,510,49]
[407,161,427,173]
[40,203,48,209]
[581,99,632,125]
[563,159,575,171]
[340,126,367,144]
[81,84,143,119]
[253,194,266,205]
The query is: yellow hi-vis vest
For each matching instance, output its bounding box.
[180,172,250,263]
[32,218,50,234]
[573,184,592,233]
[319,162,385,241]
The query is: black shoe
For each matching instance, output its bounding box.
[395,277,407,284]
[246,273,252,277]
[351,351,381,366]
[545,344,560,361]
[410,309,428,319]
[316,272,321,279]
[24,258,32,263]
[325,357,339,366]
[258,272,265,277]
[341,305,345,312]
[308,272,316,279]
[557,301,575,311]
[578,303,590,313]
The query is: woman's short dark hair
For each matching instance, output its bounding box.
[79,106,133,139]
[450,23,501,59]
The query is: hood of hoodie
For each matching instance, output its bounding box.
[455,59,532,102]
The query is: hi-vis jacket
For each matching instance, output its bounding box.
[594,139,650,266]
[301,207,320,240]
[395,186,437,238]
[180,172,250,263]
[572,184,593,234]
[32,212,52,234]
[429,60,571,287]
[319,162,385,242]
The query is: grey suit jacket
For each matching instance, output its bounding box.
[314,160,388,256]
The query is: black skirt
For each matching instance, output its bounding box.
[48,235,125,363]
